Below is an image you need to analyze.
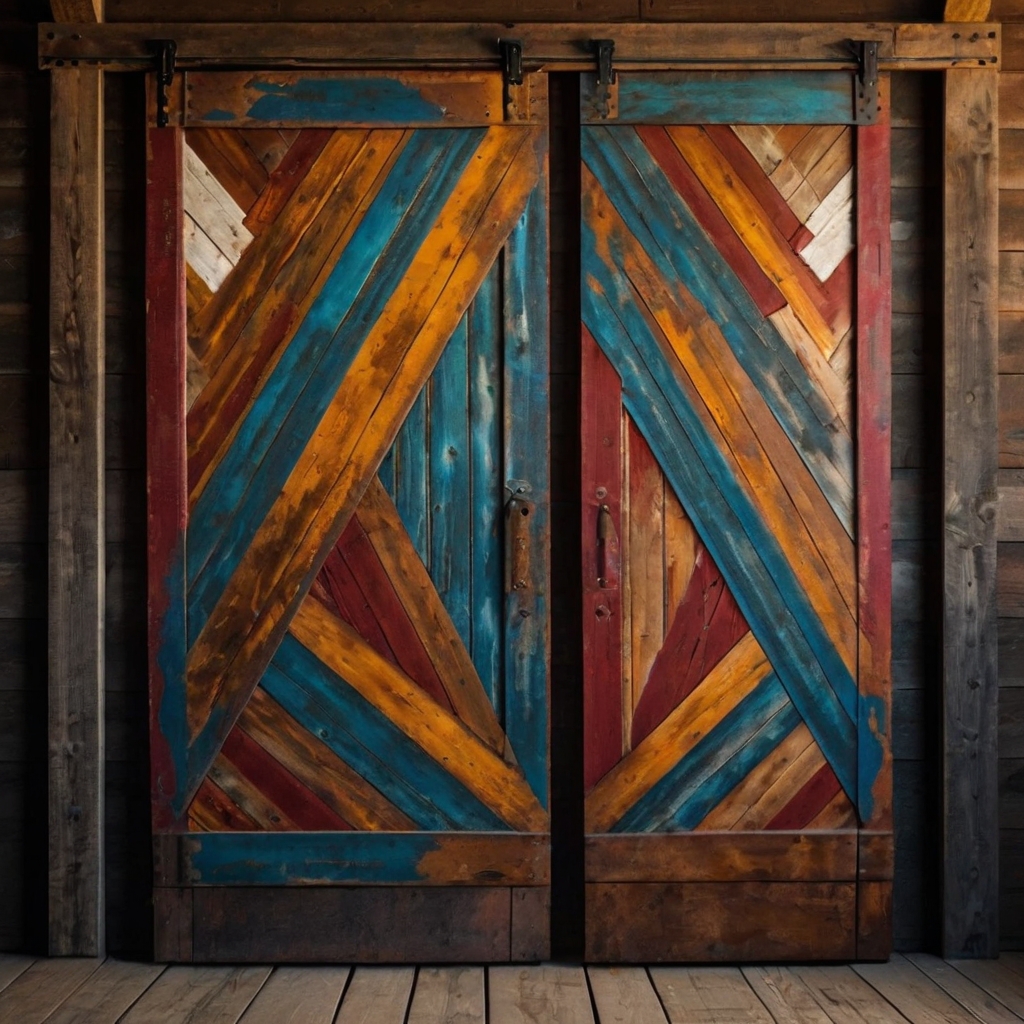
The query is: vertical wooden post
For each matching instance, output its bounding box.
[943,68,999,959]
[48,66,105,958]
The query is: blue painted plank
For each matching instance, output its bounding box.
[429,315,472,650]
[582,72,857,125]
[613,674,797,832]
[581,274,859,802]
[582,126,853,534]
[241,77,451,125]
[504,180,550,811]
[468,263,504,715]
[185,127,485,640]
[186,832,453,885]
[394,382,430,566]
[263,635,511,832]
[377,444,396,497]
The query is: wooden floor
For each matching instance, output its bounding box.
[3,952,1024,1022]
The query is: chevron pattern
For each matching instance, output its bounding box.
[168,123,549,832]
[582,119,877,833]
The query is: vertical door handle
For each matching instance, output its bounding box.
[506,496,533,592]
[598,503,619,589]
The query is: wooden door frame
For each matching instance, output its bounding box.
[43,19,1000,958]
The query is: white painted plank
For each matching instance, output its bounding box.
[184,143,253,265]
[731,125,784,175]
[185,213,233,292]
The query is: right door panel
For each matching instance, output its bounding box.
[580,71,892,962]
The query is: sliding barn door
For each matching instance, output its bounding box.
[581,71,892,961]
[147,71,550,962]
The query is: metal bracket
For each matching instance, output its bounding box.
[591,38,616,86]
[854,40,879,124]
[149,38,177,128]
[499,39,523,87]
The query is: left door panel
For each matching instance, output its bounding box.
[146,71,550,963]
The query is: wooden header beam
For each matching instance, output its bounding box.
[38,21,1000,71]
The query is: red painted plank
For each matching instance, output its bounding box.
[856,77,894,831]
[221,725,352,831]
[630,543,749,749]
[147,126,188,831]
[338,511,454,713]
[583,326,625,792]
[638,125,786,319]
[766,762,842,831]
[820,250,854,338]
[244,128,334,235]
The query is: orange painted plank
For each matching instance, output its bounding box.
[188,777,259,832]
[243,128,334,234]
[185,128,266,213]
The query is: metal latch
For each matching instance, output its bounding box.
[499,39,523,87]
[592,38,616,86]
[854,40,879,124]
[149,39,177,128]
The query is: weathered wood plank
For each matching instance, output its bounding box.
[852,954,980,1023]
[231,966,350,1024]
[334,968,414,1024]
[741,967,834,1024]
[650,967,773,1024]
[488,965,594,1024]
[792,966,913,1024]
[48,65,105,958]
[1000,469,1024,541]
[0,956,34,995]
[945,959,1024,1016]
[945,0,991,19]
[407,967,484,1024]
[999,543,1024,615]
[50,0,103,21]
[1001,375,1024,467]
[943,67,1000,959]
[510,887,550,962]
[0,958,102,1023]
[39,960,165,1024]
[119,966,270,1024]
[586,967,667,1024]
[904,954,1021,1024]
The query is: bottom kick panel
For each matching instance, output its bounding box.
[155,885,551,963]
[585,881,858,962]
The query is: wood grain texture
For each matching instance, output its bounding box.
[119,965,270,1023]
[585,832,858,882]
[488,965,594,1024]
[650,967,772,1024]
[153,888,193,963]
[192,887,512,962]
[853,954,977,1021]
[0,959,102,1022]
[407,967,483,1024]
[943,68,1000,958]
[855,881,892,961]
[945,0,992,18]
[587,967,666,1024]
[38,960,165,1024]
[905,953,1023,1024]
[50,0,102,20]
[233,966,350,1024]
[48,66,105,958]
[510,887,550,962]
[585,882,856,962]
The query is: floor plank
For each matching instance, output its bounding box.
[741,966,836,1024]
[794,966,911,1024]
[334,967,414,1024]
[0,957,102,1023]
[237,966,350,1023]
[40,960,165,1024]
[488,965,595,1024]
[998,954,1024,981]
[904,955,1022,1024]
[945,960,1024,1018]
[407,966,485,1024]
[587,967,667,1023]
[853,955,982,1024]
[0,954,35,995]
[650,967,774,1024]
[119,965,271,1024]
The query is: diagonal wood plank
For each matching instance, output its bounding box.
[585,632,770,833]
[234,966,350,1023]
[185,144,254,268]
[289,595,547,832]
[0,958,102,1024]
[183,128,543,801]
[189,777,260,832]
[335,968,414,1024]
[587,967,668,1024]
[794,966,911,1024]
[358,476,505,753]
[944,961,1024,1018]
[119,966,271,1024]
[488,966,594,1024]
[741,966,836,1024]
[651,967,774,1024]
[904,955,1022,1024]
[853,955,988,1024]
[0,955,34,995]
[38,960,165,1024]
[406,966,485,1024]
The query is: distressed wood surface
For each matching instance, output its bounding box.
[407,967,484,1024]
[37,22,1001,72]
[38,960,166,1024]
[119,965,270,1024]
[905,954,1022,1024]
[852,954,983,1024]
[335,968,414,1024]
[489,965,594,1024]
[651,968,773,1024]
[48,65,106,958]
[587,967,667,1024]
[943,68,1000,959]
[0,959,102,1023]
[235,966,351,1024]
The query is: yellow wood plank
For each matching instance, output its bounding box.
[585,632,770,834]
[240,682,417,832]
[663,481,697,623]
[695,723,817,831]
[585,172,858,673]
[357,476,505,755]
[945,0,991,19]
[289,595,548,833]
[185,127,543,747]
[668,125,841,358]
